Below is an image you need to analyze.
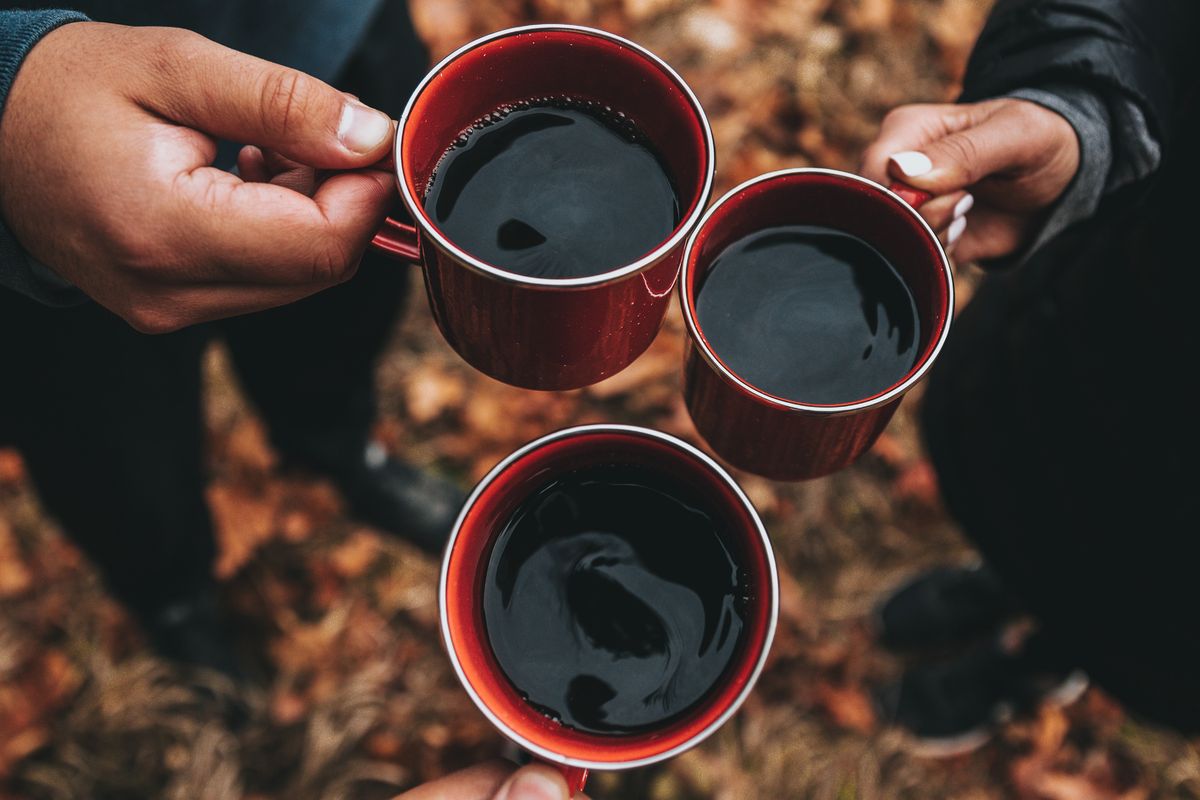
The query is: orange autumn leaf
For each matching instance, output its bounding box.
[208,482,280,579]
[329,531,382,580]
[0,449,25,485]
[815,681,877,734]
[405,363,468,425]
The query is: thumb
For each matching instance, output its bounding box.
[886,104,1040,195]
[492,765,573,800]
[141,28,393,168]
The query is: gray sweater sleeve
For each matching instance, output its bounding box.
[998,83,1161,267]
[0,9,90,305]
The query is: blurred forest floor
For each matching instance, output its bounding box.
[3,0,1200,798]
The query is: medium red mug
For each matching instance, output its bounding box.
[440,425,778,794]
[680,168,953,481]
[371,25,715,391]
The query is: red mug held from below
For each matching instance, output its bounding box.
[680,168,953,481]
[440,425,778,794]
[370,25,715,391]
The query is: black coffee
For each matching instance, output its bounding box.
[482,463,745,735]
[695,224,920,405]
[423,100,680,279]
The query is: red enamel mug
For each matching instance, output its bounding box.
[440,425,778,794]
[371,25,715,391]
[680,169,953,481]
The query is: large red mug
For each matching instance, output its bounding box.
[680,169,954,481]
[440,425,778,794]
[371,25,715,391]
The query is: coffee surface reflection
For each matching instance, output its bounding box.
[696,224,920,405]
[483,464,745,734]
[423,99,680,279]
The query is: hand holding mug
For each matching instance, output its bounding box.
[0,21,396,332]
[859,98,1080,262]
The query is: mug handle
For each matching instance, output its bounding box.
[370,216,422,263]
[887,181,932,209]
[557,765,589,796]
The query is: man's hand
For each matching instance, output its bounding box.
[860,98,1079,263]
[0,21,397,332]
[394,761,587,800]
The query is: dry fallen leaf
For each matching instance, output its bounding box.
[0,520,32,598]
[208,483,281,579]
[328,530,382,580]
[405,364,468,425]
[894,458,941,507]
[815,681,877,734]
[0,449,24,485]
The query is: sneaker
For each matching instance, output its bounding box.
[876,639,1014,757]
[335,443,466,555]
[876,563,1020,651]
[876,636,1088,757]
[142,589,244,681]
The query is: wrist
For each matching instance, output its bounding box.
[994,87,1108,267]
[0,11,91,303]
[0,11,89,118]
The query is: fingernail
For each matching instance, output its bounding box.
[338,102,392,154]
[953,193,975,218]
[947,216,967,247]
[890,151,933,177]
[506,770,565,800]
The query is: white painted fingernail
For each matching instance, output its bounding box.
[890,151,932,177]
[338,102,392,154]
[947,216,967,247]
[953,193,975,218]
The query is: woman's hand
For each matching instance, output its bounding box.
[0,21,396,332]
[860,98,1080,263]
[394,761,587,800]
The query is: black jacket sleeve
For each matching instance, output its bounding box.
[961,0,1200,157]
[959,0,1199,266]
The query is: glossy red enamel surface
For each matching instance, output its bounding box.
[442,428,775,767]
[380,27,712,390]
[418,243,682,390]
[681,170,953,481]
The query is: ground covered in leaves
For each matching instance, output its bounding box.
[3,0,1200,798]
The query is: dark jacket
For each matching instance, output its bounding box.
[923,0,1200,731]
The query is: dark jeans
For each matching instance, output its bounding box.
[920,211,1200,731]
[0,254,410,618]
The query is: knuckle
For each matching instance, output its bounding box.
[188,172,236,216]
[942,133,982,182]
[91,196,183,280]
[105,221,182,280]
[125,304,180,335]
[99,220,160,276]
[259,68,309,139]
[312,238,358,284]
[145,28,202,83]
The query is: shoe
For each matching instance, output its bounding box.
[876,563,1020,651]
[876,637,1088,757]
[142,589,244,681]
[336,442,465,554]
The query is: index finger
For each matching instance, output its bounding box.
[161,165,394,286]
[859,102,994,185]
